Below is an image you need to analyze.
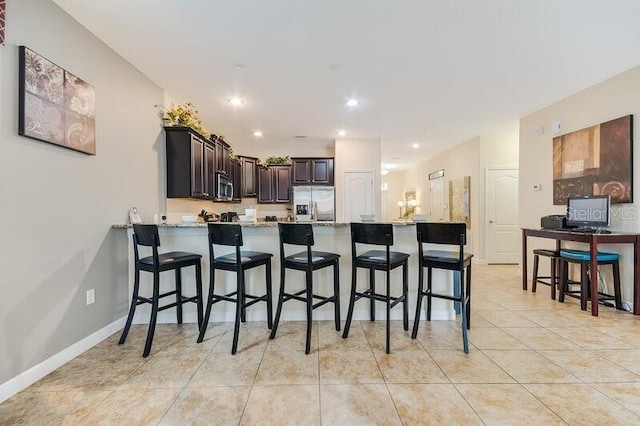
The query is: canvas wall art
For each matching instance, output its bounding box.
[449,176,470,228]
[0,0,5,45]
[552,115,632,204]
[18,46,96,155]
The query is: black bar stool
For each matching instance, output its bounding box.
[197,223,273,354]
[558,249,622,311]
[119,224,203,357]
[532,249,561,299]
[411,222,473,353]
[342,222,410,354]
[270,223,340,354]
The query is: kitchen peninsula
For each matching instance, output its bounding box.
[113,221,457,325]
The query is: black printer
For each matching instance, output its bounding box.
[540,215,576,230]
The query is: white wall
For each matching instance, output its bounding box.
[334,138,381,222]
[520,65,640,305]
[0,0,164,385]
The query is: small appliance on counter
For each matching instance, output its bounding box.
[220,212,238,222]
[541,214,575,230]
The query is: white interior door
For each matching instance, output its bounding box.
[486,168,519,264]
[343,172,374,222]
[429,177,445,221]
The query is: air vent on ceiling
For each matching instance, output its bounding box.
[294,135,307,139]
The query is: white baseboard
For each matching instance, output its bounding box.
[0,316,127,404]
[472,258,487,265]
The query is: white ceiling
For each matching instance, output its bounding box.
[53,0,640,170]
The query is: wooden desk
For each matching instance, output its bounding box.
[522,228,640,316]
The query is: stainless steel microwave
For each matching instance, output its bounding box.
[216,173,234,200]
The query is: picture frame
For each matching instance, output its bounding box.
[18,46,96,155]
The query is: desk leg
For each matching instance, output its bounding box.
[522,229,528,290]
[635,236,640,315]
[590,238,599,316]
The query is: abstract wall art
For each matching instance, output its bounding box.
[18,46,96,155]
[0,0,5,45]
[449,176,470,228]
[552,115,632,204]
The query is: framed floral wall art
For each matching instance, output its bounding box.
[0,0,6,45]
[18,46,96,155]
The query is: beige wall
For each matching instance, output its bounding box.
[385,127,519,261]
[0,0,164,385]
[520,65,640,305]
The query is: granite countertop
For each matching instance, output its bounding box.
[112,221,417,229]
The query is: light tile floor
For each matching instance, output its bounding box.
[2,265,640,425]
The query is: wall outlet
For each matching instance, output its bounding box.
[532,183,541,191]
[86,289,95,305]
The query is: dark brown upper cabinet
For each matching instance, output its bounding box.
[257,165,292,204]
[165,126,210,199]
[239,156,258,197]
[291,157,334,185]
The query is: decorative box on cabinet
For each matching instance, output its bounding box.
[257,165,292,203]
[165,126,213,199]
[291,157,334,185]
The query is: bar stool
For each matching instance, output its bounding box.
[558,249,623,311]
[197,224,273,354]
[411,222,473,353]
[342,222,410,354]
[531,249,561,300]
[119,224,203,357]
[270,223,340,354]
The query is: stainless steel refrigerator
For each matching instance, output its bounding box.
[293,186,335,222]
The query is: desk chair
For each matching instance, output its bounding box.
[119,224,203,357]
[342,222,410,354]
[197,224,273,354]
[270,223,340,354]
[411,222,473,353]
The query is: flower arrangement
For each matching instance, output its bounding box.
[262,156,290,165]
[155,102,210,138]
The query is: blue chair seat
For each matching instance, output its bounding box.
[560,249,619,262]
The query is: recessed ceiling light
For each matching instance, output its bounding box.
[253,131,263,137]
[330,63,344,71]
[381,169,389,176]
[412,143,420,148]
[346,99,358,107]
[228,97,244,106]
[232,61,246,70]
[337,130,346,137]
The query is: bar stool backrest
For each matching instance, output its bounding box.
[350,222,393,246]
[416,222,466,246]
[133,224,161,247]
[278,223,314,246]
[208,223,243,247]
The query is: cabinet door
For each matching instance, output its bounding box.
[292,159,311,185]
[190,135,204,197]
[215,141,225,173]
[204,142,215,199]
[230,160,241,200]
[257,166,273,203]
[273,166,292,203]
[222,145,231,175]
[311,159,333,184]
[241,157,258,197]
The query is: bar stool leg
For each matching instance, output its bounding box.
[550,258,557,300]
[333,261,341,331]
[385,269,391,354]
[426,267,433,321]
[265,261,273,329]
[231,271,244,355]
[580,263,589,311]
[120,267,141,345]
[197,266,216,343]
[342,264,358,338]
[305,269,313,354]
[460,267,469,354]
[411,263,425,339]
[532,254,540,292]
[195,263,203,328]
[402,262,409,331]
[369,269,375,321]
[558,259,567,303]
[269,266,286,339]
[143,271,161,357]
[466,264,472,330]
[175,268,183,324]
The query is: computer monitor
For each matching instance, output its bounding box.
[566,195,610,228]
